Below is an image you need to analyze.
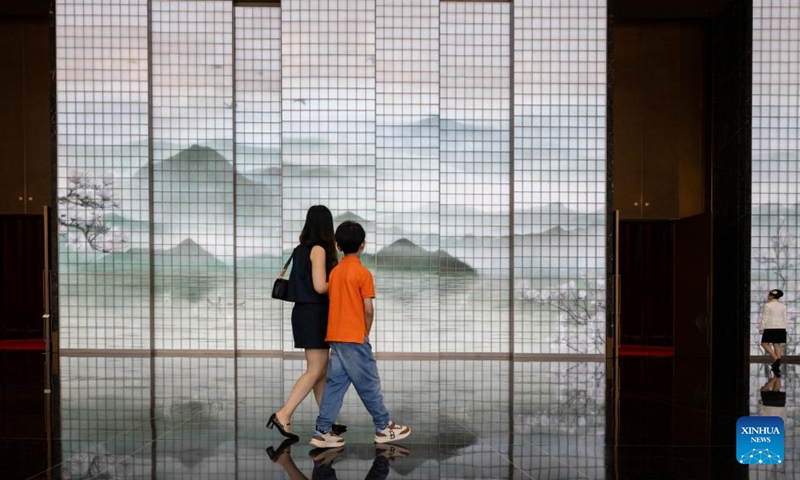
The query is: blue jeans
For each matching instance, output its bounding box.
[316,338,391,433]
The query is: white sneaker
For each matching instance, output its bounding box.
[309,430,345,448]
[374,421,411,444]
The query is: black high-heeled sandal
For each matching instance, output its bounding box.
[266,437,298,462]
[267,413,300,441]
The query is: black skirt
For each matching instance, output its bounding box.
[291,302,330,349]
[761,329,787,344]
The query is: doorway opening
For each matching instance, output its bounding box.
[612,20,713,356]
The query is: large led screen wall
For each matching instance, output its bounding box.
[750,4,800,475]
[752,1,800,357]
[56,0,607,356]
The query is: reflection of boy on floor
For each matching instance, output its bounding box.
[310,221,411,448]
[310,444,410,480]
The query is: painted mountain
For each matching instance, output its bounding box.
[87,247,151,273]
[89,239,226,273]
[134,145,280,213]
[125,144,280,258]
[514,203,604,235]
[335,211,369,223]
[155,239,226,271]
[374,238,476,276]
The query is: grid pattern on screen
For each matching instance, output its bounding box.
[513,0,607,354]
[513,361,605,478]
[151,1,234,350]
[751,1,800,356]
[440,2,512,353]
[56,0,150,350]
[55,3,612,357]
[155,357,235,478]
[280,0,377,350]
[60,357,152,477]
[374,0,440,353]
[234,6,283,351]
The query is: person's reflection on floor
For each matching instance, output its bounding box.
[266,439,410,480]
[311,444,410,480]
[759,375,787,423]
[267,438,307,480]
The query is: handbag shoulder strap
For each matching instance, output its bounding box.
[279,246,299,278]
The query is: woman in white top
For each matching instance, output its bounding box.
[758,288,788,374]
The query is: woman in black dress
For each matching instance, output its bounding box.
[267,205,340,440]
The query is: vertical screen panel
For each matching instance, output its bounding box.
[281,0,376,350]
[60,357,153,477]
[237,358,287,476]
[750,0,800,355]
[375,0,440,353]
[513,361,605,476]
[56,0,150,349]
[751,1,800,357]
[235,6,282,351]
[514,0,607,354]
[155,358,235,478]
[440,2,512,353]
[440,360,510,477]
[152,1,234,350]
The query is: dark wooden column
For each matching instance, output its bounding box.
[710,0,752,477]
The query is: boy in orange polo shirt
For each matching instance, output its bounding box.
[309,221,411,448]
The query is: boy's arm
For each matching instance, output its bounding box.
[364,297,374,335]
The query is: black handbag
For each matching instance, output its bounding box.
[271,250,295,301]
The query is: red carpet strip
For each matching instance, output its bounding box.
[0,339,45,351]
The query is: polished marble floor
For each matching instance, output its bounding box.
[0,350,791,479]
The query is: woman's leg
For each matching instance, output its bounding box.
[762,342,778,361]
[312,357,328,407]
[276,348,330,429]
[775,343,783,360]
[307,348,330,406]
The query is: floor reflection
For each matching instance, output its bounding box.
[5,352,792,479]
[50,357,605,479]
[747,362,794,477]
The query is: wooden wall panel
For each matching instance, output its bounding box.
[0,23,26,214]
[612,25,645,219]
[641,24,681,219]
[0,215,44,339]
[678,25,708,218]
[0,21,51,214]
[619,221,675,346]
[612,22,708,220]
[23,22,51,213]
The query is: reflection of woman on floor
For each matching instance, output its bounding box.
[758,376,787,423]
[267,439,306,480]
[268,205,344,440]
[758,289,787,376]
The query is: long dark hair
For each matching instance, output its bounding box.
[299,205,338,272]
